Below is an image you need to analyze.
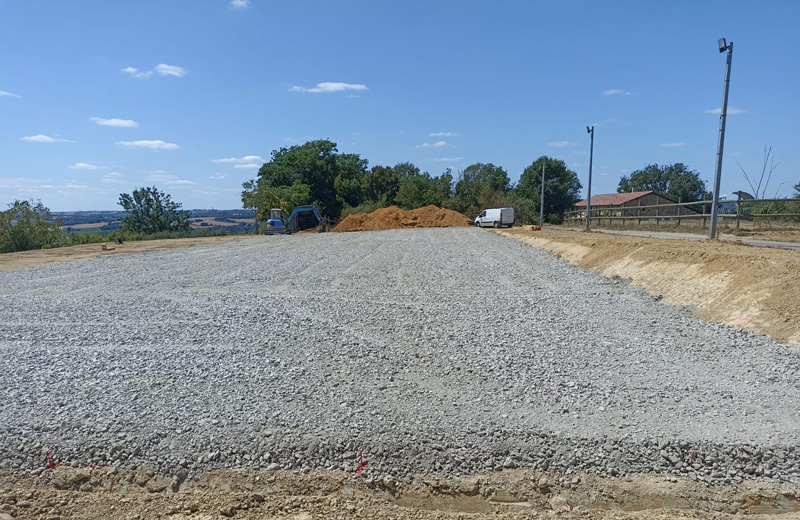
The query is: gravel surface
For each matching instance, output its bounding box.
[2,228,800,484]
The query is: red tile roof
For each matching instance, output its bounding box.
[574,191,654,207]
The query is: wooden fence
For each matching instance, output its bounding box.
[563,197,800,229]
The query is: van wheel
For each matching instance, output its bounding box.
[493,221,499,228]
[475,221,481,227]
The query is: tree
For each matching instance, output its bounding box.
[450,163,511,216]
[248,140,368,219]
[0,199,62,253]
[516,157,582,222]
[737,146,783,198]
[118,186,190,234]
[362,165,401,205]
[794,181,800,197]
[394,166,453,210]
[617,163,707,202]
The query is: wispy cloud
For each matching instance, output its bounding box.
[290,82,367,93]
[69,163,100,170]
[430,132,458,137]
[0,90,20,98]
[121,67,152,79]
[101,172,125,184]
[122,64,187,79]
[22,134,71,143]
[433,157,464,162]
[549,141,575,147]
[234,164,260,169]
[91,117,138,128]
[603,89,635,96]
[230,0,250,8]
[146,171,196,187]
[210,174,227,180]
[116,140,180,150]
[155,64,187,77]
[211,155,264,164]
[417,141,447,148]
[705,106,747,114]
[660,142,686,147]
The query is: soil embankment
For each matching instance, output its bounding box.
[501,227,800,343]
[335,205,470,232]
[3,467,800,519]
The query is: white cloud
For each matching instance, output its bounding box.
[116,140,180,150]
[290,82,368,93]
[155,64,187,77]
[102,172,125,184]
[121,67,152,79]
[549,141,575,147]
[603,89,635,96]
[69,163,100,170]
[22,134,71,143]
[211,155,264,164]
[145,172,196,187]
[234,164,260,169]
[430,132,458,137]
[230,0,250,8]
[660,142,686,147]
[0,90,20,98]
[705,106,747,114]
[123,64,186,79]
[210,174,227,180]
[417,141,447,148]
[433,157,464,162]
[91,117,138,127]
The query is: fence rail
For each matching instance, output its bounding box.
[563,197,800,229]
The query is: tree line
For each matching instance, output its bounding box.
[241,139,583,227]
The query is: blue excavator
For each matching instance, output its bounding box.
[264,205,326,235]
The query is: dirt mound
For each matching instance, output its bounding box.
[335,205,470,232]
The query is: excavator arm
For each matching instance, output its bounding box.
[284,205,326,234]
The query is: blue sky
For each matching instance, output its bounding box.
[1,0,798,211]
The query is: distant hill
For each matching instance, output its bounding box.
[53,209,256,235]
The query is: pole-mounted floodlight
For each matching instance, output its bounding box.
[584,126,594,231]
[709,38,733,240]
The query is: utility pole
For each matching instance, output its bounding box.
[709,38,733,240]
[585,125,594,230]
[540,160,546,227]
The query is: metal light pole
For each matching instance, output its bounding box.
[585,126,594,230]
[540,160,546,227]
[709,38,734,240]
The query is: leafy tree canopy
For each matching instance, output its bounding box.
[249,139,368,219]
[395,165,453,210]
[0,199,62,253]
[794,181,800,197]
[516,156,582,222]
[118,186,191,234]
[618,163,708,202]
[449,163,511,216]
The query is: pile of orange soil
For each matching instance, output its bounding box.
[335,205,471,232]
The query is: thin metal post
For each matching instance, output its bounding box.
[540,160,546,226]
[585,126,594,230]
[709,40,734,240]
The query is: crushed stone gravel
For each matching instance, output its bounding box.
[1,228,799,485]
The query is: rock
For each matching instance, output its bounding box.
[266,463,280,471]
[502,457,516,469]
[549,495,571,512]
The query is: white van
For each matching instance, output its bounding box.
[474,207,515,228]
